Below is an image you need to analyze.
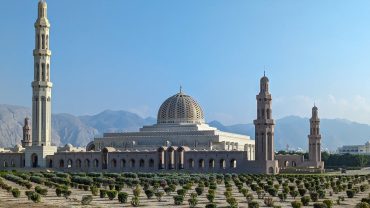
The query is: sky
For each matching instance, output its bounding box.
[1,0,370,125]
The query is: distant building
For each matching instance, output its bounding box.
[337,142,370,155]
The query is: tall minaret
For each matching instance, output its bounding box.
[254,73,275,161]
[308,105,321,163]
[32,0,52,147]
[22,118,32,147]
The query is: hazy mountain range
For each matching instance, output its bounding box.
[0,104,369,151]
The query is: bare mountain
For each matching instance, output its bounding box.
[0,104,370,150]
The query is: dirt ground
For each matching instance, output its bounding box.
[0,169,370,208]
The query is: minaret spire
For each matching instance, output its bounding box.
[32,0,52,146]
[308,105,322,165]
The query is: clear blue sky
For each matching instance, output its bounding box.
[1,0,370,125]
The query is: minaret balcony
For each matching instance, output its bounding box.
[32,81,53,88]
[33,49,51,56]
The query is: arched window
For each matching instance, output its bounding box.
[35,63,39,80]
[130,159,135,168]
[267,109,271,119]
[59,160,64,168]
[42,34,45,49]
[198,159,205,168]
[139,159,145,168]
[93,159,99,168]
[41,63,45,81]
[37,34,40,49]
[111,159,117,168]
[230,159,237,168]
[76,159,81,168]
[292,161,297,167]
[84,159,90,168]
[10,160,14,167]
[209,159,215,168]
[149,159,154,168]
[46,35,49,49]
[220,159,226,169]
[121,159,126,168]
[46,64,50,81]
[188,159,194,168]
[67,159,73,168]
[284,161,289,167]
[269,167,274,174]
[3,161,7,168]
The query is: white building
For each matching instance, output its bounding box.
[337,142,370,155]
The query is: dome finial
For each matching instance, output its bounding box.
[180,85,183,93]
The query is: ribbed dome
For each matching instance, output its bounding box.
[157,91,205,124]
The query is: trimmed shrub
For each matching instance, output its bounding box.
[323,200,333,208]
[207,193,215,203]
[118,192,128,203]
[11,188,20,198]
[81,195,93,205]
[347,189,355,198]
[291,201,302,208]
[301,196,310,206]
[107,190,117,200]
[205,203,217,208]
[177,189,186,196]
[313,203,328,208]
[195,187,204,195]
[355,202,370,208]
[30,192,41,203]
[173,195,184,205]
[264,197,274,207]
[310,192,319,202]
[248,201,260,208]
[56,187,63,197]
[188,193,198,208]
[131,196,140,207]
[226,197,238,208]
[155,191,164,202]
[145,189,154,199]
[91,186,99,196]
[35,186,47,196]
[133,186,141,197]
[100,189,107,198]
[63,190,72,199]
[298,188,307,196]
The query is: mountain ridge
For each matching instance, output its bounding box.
[0,104,369,151]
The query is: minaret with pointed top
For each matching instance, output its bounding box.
[32,0,52,147]
[22,118,32,147]
[308,105,322,164]
[254,73,274,161]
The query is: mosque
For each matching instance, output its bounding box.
[0,1,324,174]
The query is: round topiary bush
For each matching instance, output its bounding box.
[313,203,328,208]
[173,195,184,205]
[11,188,20,198]
[248,201,260,208]
[355,202,370,208]
[205,203,217,208]
[131,196,140,207]
[323,199,333,208]
[118,192,128,203]
[107,190,117,200]
[145,189,154,199]
[291,201,303,208]
[301,196,310,206]
[30,192,41,203]
[81,195,93,205]
[347,189,355,198]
